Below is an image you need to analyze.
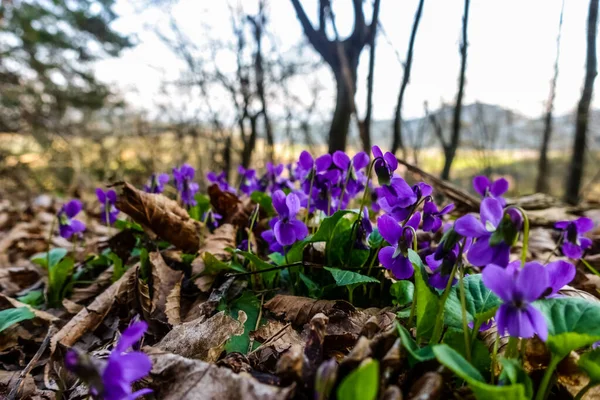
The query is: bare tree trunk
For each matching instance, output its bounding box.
[242,115,259,168]
[565,0,599,205]
[442,0,470,181]
[536,0,565,194]
[329,72,354,152]
[392,0,425,158]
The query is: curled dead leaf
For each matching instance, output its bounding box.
[156,311,245,363]
[149,252,183,324]
[165,279,182,326]
[208,184,255,228]
[115,182,204,252]
[147,350,293,400]
[191,223,237,291]
[264,295,355,326]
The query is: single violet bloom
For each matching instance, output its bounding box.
[482,261,548,341]
[174,164,200,207]
[271,190,308,246]
[96,189,119,225]
[454,197,511,267]
[238,166,259,195]
[377,177,418,221]
[66,321,153,400]
[207,170,235,193]
[423,200,455,233]
[473,175,509,206]
[543,259,576,297]
[57,199,86,239]
[261,218,284,253]
[372,145,398,185]
[426,244,458,290]
[143,173,169,194]
[377,212,421,279]
[355,207,373,250]
[555,217,594,259]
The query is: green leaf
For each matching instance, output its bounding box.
[48,256,74,307]
[536,297,600,358]
[223,292,262,354]
[107,252,124,282]
[443,329,491,378]
[299,272,322,298]
[284,239,309,263]
[445,274,502,329]
[268,252,286,266]
[114,219,144,232]
[408,249,440,341]
[250,191,275,216]
[17,290,44,307]
[396,323,435,366]
[326,218,369,267]
[336,359,379,400]
[368,228,384,248]
[237,251,277,287]
[310,210,353,242]
[499,358,534,399]
[324,267,379,287]
[139,248,150,282]
[433,344,528,400]
[188,194,211,221]
[31,248,68,269]
[0,307,35,333]
[390,280,414,306]
[579,348,600,383]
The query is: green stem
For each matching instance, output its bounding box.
[545,236,563,264]
[506,337,519,359]
[490,331,499,385]
[510,206,530,268]
[458,263,472,362]
[47,217,56,268]
[408,290,417,328]
[348,286,354,304]
[535,355,561,400]
[574,382,596,400]
[431,260,460,343]
[304,172,315,226]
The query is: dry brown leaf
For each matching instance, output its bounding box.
[137,277,152,322]
[61,298,84,314]
[115,182,204,253]
[149,252,183,324]
[165,279,182,326]
[147,350,293,400]
[264,295,355,326]
[50,266,135,353]
[0,370,37,399]
[251,320,304,354]
[407,371,444,400]
[191,223,237,291]
[155,311,244,363]
[70,266,114,304]
[208,184,255,228]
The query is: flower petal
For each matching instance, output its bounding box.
[377,214,403,245]
[69,219,86,234]
[554,221,569,229]
[490,178,509,197]
[440,203,455,215]
[95,188,106,204]
[406,212,421,231]
[517,262,548,302]
[116,321,148,352]
[525,305,548,341]
[106,189,117,204]
[274,220,297,246]
[271,190,288,217]
[285,193,301,217]
[315,154,332,172]
[332,151,350,170]
[110,352,152,383]
[482,264,514,302]
[473,176,490,197]
[299,150,314,170]
[454,215,486,237]
[371,145,383,159]
[575,217,594,233]
[505,305,535,339]
[63,200,83,218]
[289,219,308,241]
[383,152,398,171]
[546,260,575,295]
[480,197,503,229]
[353,151,370,170]
[466,236,494,266]
[495,303,509,337]
[562,242,583,259]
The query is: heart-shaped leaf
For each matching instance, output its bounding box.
[31,248,68,269]
[324,267,379,287]
[0,307,35,333]
[444,274,501,329]
[408,249,440,341]
[391,280,414,306]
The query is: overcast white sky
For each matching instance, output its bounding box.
[95,0,597,121]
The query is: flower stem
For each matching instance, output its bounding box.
[458,263,472,362]
[47,217,56,268]
[574,382,596,400]
[490,331,499,385]
[511,206,530,268]
[304,172,315,226]
[535,355,561,400]
[431,260,460,343]
[408,290,417,328]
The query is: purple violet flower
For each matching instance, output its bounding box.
[426,244,458,290]
[66,321,152,400]
[261,218,284,253]
[57,200,86,239]
[143,173,169,194]
[454,197,511,267]
[473,175,509,206]
[238,166,259,195]
[555,217,594,259]
[372,145,398,185]
[544,259,576,297]
[207,170,235,194]
[96,189,119,225]
[377,212,421,279]
[355,207,373,250]
[482,262,549,341]
[422,200,455,233]
[271,190,309,246]
[377,177,419,221]
[174,164,200,207]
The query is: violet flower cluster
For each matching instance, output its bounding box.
[96,188,119,225]
[66,321,152,400]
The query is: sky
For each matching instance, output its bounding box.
[94,0,596,121]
